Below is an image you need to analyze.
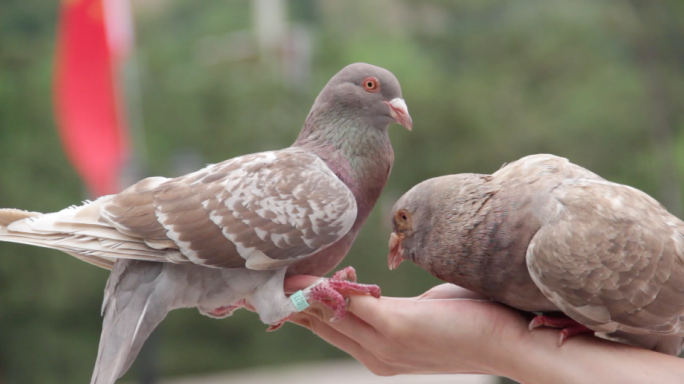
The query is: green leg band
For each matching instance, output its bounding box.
[290,290,310,312]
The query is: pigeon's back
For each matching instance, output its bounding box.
[517,157,684,354]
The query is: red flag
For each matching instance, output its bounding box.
[54,0,131,197]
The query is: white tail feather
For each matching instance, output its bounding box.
[0,199,174,270]
[0,208,40,226]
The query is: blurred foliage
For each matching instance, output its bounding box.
[1,0,684,383]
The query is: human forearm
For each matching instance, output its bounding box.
[504,328,684,384]
[284,278,684,382]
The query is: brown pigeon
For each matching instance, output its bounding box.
[0,63,412,384]
[388,154,684,355]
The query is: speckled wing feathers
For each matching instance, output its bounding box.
[101,148,357,269]
[527,178,684,335]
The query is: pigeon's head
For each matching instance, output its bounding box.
[315,63,412,131]
[387,179,435,270]
[388,175,477,270]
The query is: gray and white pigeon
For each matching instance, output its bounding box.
[388,154,684,355]
[0,62,412,384]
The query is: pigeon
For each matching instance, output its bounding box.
[0,62,412,384]
[388,154,684,355]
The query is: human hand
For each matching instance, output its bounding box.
[284,276,532,377]
[284,276,684,384]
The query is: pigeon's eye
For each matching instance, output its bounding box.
[395,209,411,225]
[362,77,380,92]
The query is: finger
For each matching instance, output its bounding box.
[343,294,402,332]
[303,303,383,346]
[290,312,367,353]
[417,284,491,301]
[289,312,394,374]
[284,275,320,294]
[288,313,314,329]
[286,280,396,343]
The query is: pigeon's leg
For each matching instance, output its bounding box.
[264,266,380,331]
[299,266,380,321]
[528,314,594,346]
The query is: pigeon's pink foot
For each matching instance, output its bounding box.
[267,267,380,330]
[307,273,381,321]
[266,316,291,332]
[206,305,241,318]
[528,314,594,346]
[330,266,358,282]
[206,299,253,318]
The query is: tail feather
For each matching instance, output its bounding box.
[91,260,171,384]
[0,199,177,269]
[0,208,41,226]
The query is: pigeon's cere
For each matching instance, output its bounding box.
[0,63,409,384]
[390,154,684,356]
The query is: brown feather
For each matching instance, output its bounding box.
[394,154,684,354]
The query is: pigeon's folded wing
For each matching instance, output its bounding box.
[526,178,684,335]
[3,148,357,270]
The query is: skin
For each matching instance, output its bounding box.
[284,276,684,384]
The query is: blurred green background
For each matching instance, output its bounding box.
[1,0,684,383]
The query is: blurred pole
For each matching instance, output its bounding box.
[106,0,156,381]
[119,51,149,190]
[195,0,311,91]
[252,0,287,76]
[123,33,158,384]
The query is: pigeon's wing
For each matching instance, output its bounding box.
[101,148,357,269]
[526,178,684,335]
[492,154,606,183]
[0,148,356,270]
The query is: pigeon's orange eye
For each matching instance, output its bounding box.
[362,77,380,92]
[395,209,410,225]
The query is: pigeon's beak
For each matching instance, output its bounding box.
[385,98,412,131]
[388,232,406,270]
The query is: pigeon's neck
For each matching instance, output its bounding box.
[293,116,394,225]
[420,182,548,309]
[419,182,499,289]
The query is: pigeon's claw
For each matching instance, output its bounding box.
[528,314,594,346]
[307,278,380,321]
[266,316,291,332]
[330,266,358,282]
[306,267,380,321]
[268,267,380,329]
[203,298,254,319]
[205,305,241,319]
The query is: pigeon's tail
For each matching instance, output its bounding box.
[0,198,174,270]
[91,259,171,384]
[0,202,120,268]
[0,208,41,226]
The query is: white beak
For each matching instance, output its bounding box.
[385,98,413,131]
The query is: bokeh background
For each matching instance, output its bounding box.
[1,0,684,383]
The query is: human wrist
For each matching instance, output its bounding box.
[486,323,567,383]
[453,316,535,378]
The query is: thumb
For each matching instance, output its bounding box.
[284,275,320,294]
